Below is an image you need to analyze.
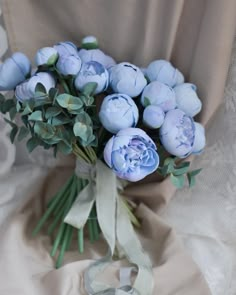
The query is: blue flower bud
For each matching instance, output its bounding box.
[78,48,116,69]
[74,61,109,94]
[35,47,58,66]
[192,122,206,154]
[146,59,184,87]
[174,83,202,117]
[15,72,56,101]
[0,52,31,91]
[109,62,147,98]
[143,105,165,129]
[99,93,139,134]
[54,41,78,57]
[104,128,159,181]
[141,81,176,112]
[160,109,195,158]
[56,54,82,76]
[81,35,99,49]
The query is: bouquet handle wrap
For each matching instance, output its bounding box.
[64,159,153,295]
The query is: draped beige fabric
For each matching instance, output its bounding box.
[1,0,236,294]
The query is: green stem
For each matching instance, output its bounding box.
[66,225,74,251]
[88,217,94,243]
[91,206,99,240]
[50,222,66,257]
[78,228,84,253]
[56,225,73,268]
[32,175,74,236]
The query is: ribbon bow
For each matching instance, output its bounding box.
[64,159,153,295]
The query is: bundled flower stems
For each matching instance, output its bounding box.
[0,36,206,294]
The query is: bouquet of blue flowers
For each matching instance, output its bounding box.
[0,36,205,294]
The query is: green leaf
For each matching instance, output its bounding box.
[45,107,61,119]
[50,115,71,126]
[173,162,190,176]
[170,174,185,189]
[82,82,98,96]
[2,99,15,114]
[10,126,18,143]
[189,168,202,177]
[48,88,59,100]
[22,100,35,115]
[47,53,58,66]
[16,101,22,112]
[34,121,55,139]
[0,93,5,104]
[143,96,151,107]
[56,94,83,111]
[4,118,17,128]
[17,126,30,141]
[57,141,72,155]
[35,83,47,93]
[28,110,43,121]
[187,173,195,188]
[9,106,17,120]
[26,137,40,153]
[79,94,94,106]
[34,98,52,107]
[75,112,93,126]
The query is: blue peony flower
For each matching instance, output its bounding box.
[56,54,82,76]
[78,48,116,69]
[0,52,31,91]
[143,105,165,129]
[174,83,202,117]
[35,47,58,66]
[160,109,195,158]
[99,93,139,134]
[54,41,78,57]
[109,62,147,97]
[192,122,206,154]
[74,61,109,94]
[15,72,56,101]
[146,59,184,87]
[104,128,159,181]
[141,81,176,112]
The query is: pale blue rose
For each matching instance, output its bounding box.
[160,109,195,158]
[143,105,165,129]
[109,62,147,97]
[99,93,139,134]
[192,122,206,154]
[56,54,82,76]
[54,41,78,57]
[35,47,58,66]
[0,52,31,91]
[174,83,202,117]
[141,81,176,112]
[78,48,116,69]
[74,61,109,94]
[146,60,184,87]
[15,72,56,101]
[104,128,159,181]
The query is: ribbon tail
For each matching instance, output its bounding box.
[96,160,117,254]
[116,196,154,295]
[64,182,95,228]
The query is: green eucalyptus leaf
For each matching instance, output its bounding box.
[56,94,83,111]
[49,88,59,100]
[34,121,55,139]
[22,100,35,115]
[17,126,30,141]
[82,82,98,96]
[9,106,17,120]
[187,173,196,188]
[75,112,93,126]
[170,174,185,189]
[28,110,43,121]
[2,99,15,114]
[10,126,18,143]
[45,107,62,119]
[143,96,151,107]
[173,162,190,176]
[189,168,202,177]
[4,118,17,128]
[57,141,72,155]
[16,101,22,112]
[50,115,71,126]
[34,98,52,107]
[80,94,94,106]
[26,137,40,153]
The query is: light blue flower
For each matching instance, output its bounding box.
[146,59,184,87]
[104,128,159,181]
[0,52,31,91]
[78,48,116,69]
[81,35,99,49]
[99,93,139,134]
[56,54,82,76]
[160,109,195,158]
[192,122,206,154]
[174,83,202,117]
[141,81,176,112]
[54,41,78,57]
[109,62,147,97]
[15,72,56,101]
[74,61,109,94]
[143,105,165,129]
[35,47,58,66]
